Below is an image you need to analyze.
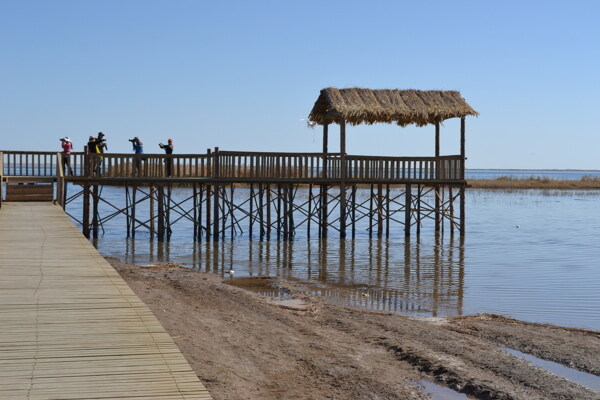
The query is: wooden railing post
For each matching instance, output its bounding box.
[0,152,3,208]
[55,152,64,207]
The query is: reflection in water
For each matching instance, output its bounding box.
[89,188,600,330]
[115,235,466,317]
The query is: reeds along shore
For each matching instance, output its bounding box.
[469,175,600,189]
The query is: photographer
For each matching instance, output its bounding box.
[59,137,74,176]
[129,137,144,176]
[96,132,108,152]
[159,139,174,176]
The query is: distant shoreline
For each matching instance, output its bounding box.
[467,168,600,172]
[469,178,600,190]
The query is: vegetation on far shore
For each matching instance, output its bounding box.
[469,175,600,189]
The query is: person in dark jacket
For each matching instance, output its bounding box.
[130,137,144,176]
[87,135,102,175]
[159,139,174,176]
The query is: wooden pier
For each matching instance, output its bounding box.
[1,88,477,241]
[0,202,212,399]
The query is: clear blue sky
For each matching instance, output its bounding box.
[1,1,598,169]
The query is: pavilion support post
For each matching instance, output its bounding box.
[435,121,441,232]
[82,184,90,238]
[405,184,412,236]
[339,120,347,238]
[320,124,329,238]
[460,116,466,236]
[460,117,466,179]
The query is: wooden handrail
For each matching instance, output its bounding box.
[2,149,465,182]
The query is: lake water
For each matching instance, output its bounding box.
[65,173,600,331]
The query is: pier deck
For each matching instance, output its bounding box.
[0,202,212,399]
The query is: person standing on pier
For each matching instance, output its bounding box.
[96,132,108,152]
[159,139,174,176]
[60,137,74,176]
[129,137,144,176]
[87,135,102,176]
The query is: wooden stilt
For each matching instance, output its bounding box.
[282,185,288,239]
[351,185,356,239]
[206,185,212,238]
[157,186,164,241]
[259,183,265,238]
[307,184,313,238]
[377,184,383,237]
[249,183,254,238]
[405,184,412,237]
[198,184,204,239]
[460,186,466,236]
[131,186,137,239]
[339,120,346,238]
[193,183,198,240]
[266,184,271,239]
[369,184,374,237]
[288,184,295,238]
[82,185,90,238]
[385,184,390,238]
[277,185,282,240]
[92,185,99,238]
[449,186,455,235]
[150,185,155,239]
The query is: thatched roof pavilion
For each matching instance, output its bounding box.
[307,87,477,162]
[308,88,478,127]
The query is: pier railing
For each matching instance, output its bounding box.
[2,150,464,182]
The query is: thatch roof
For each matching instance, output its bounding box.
[308,88,478,127]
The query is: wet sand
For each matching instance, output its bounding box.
[110,259,600,400]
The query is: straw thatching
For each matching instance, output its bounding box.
[308,88,478,127]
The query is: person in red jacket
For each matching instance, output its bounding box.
[60,137,74,176]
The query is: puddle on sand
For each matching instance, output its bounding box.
[416,380,477,400]
[224,277,290,300]
[502,348,600,392]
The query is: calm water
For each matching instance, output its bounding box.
[66,174,600,331]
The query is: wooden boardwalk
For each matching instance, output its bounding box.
[0,202,212,399]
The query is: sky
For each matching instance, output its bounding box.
[1,0,599,169]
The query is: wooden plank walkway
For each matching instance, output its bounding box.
[0,202,212,399]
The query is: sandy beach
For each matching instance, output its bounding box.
[110,259,600,400]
